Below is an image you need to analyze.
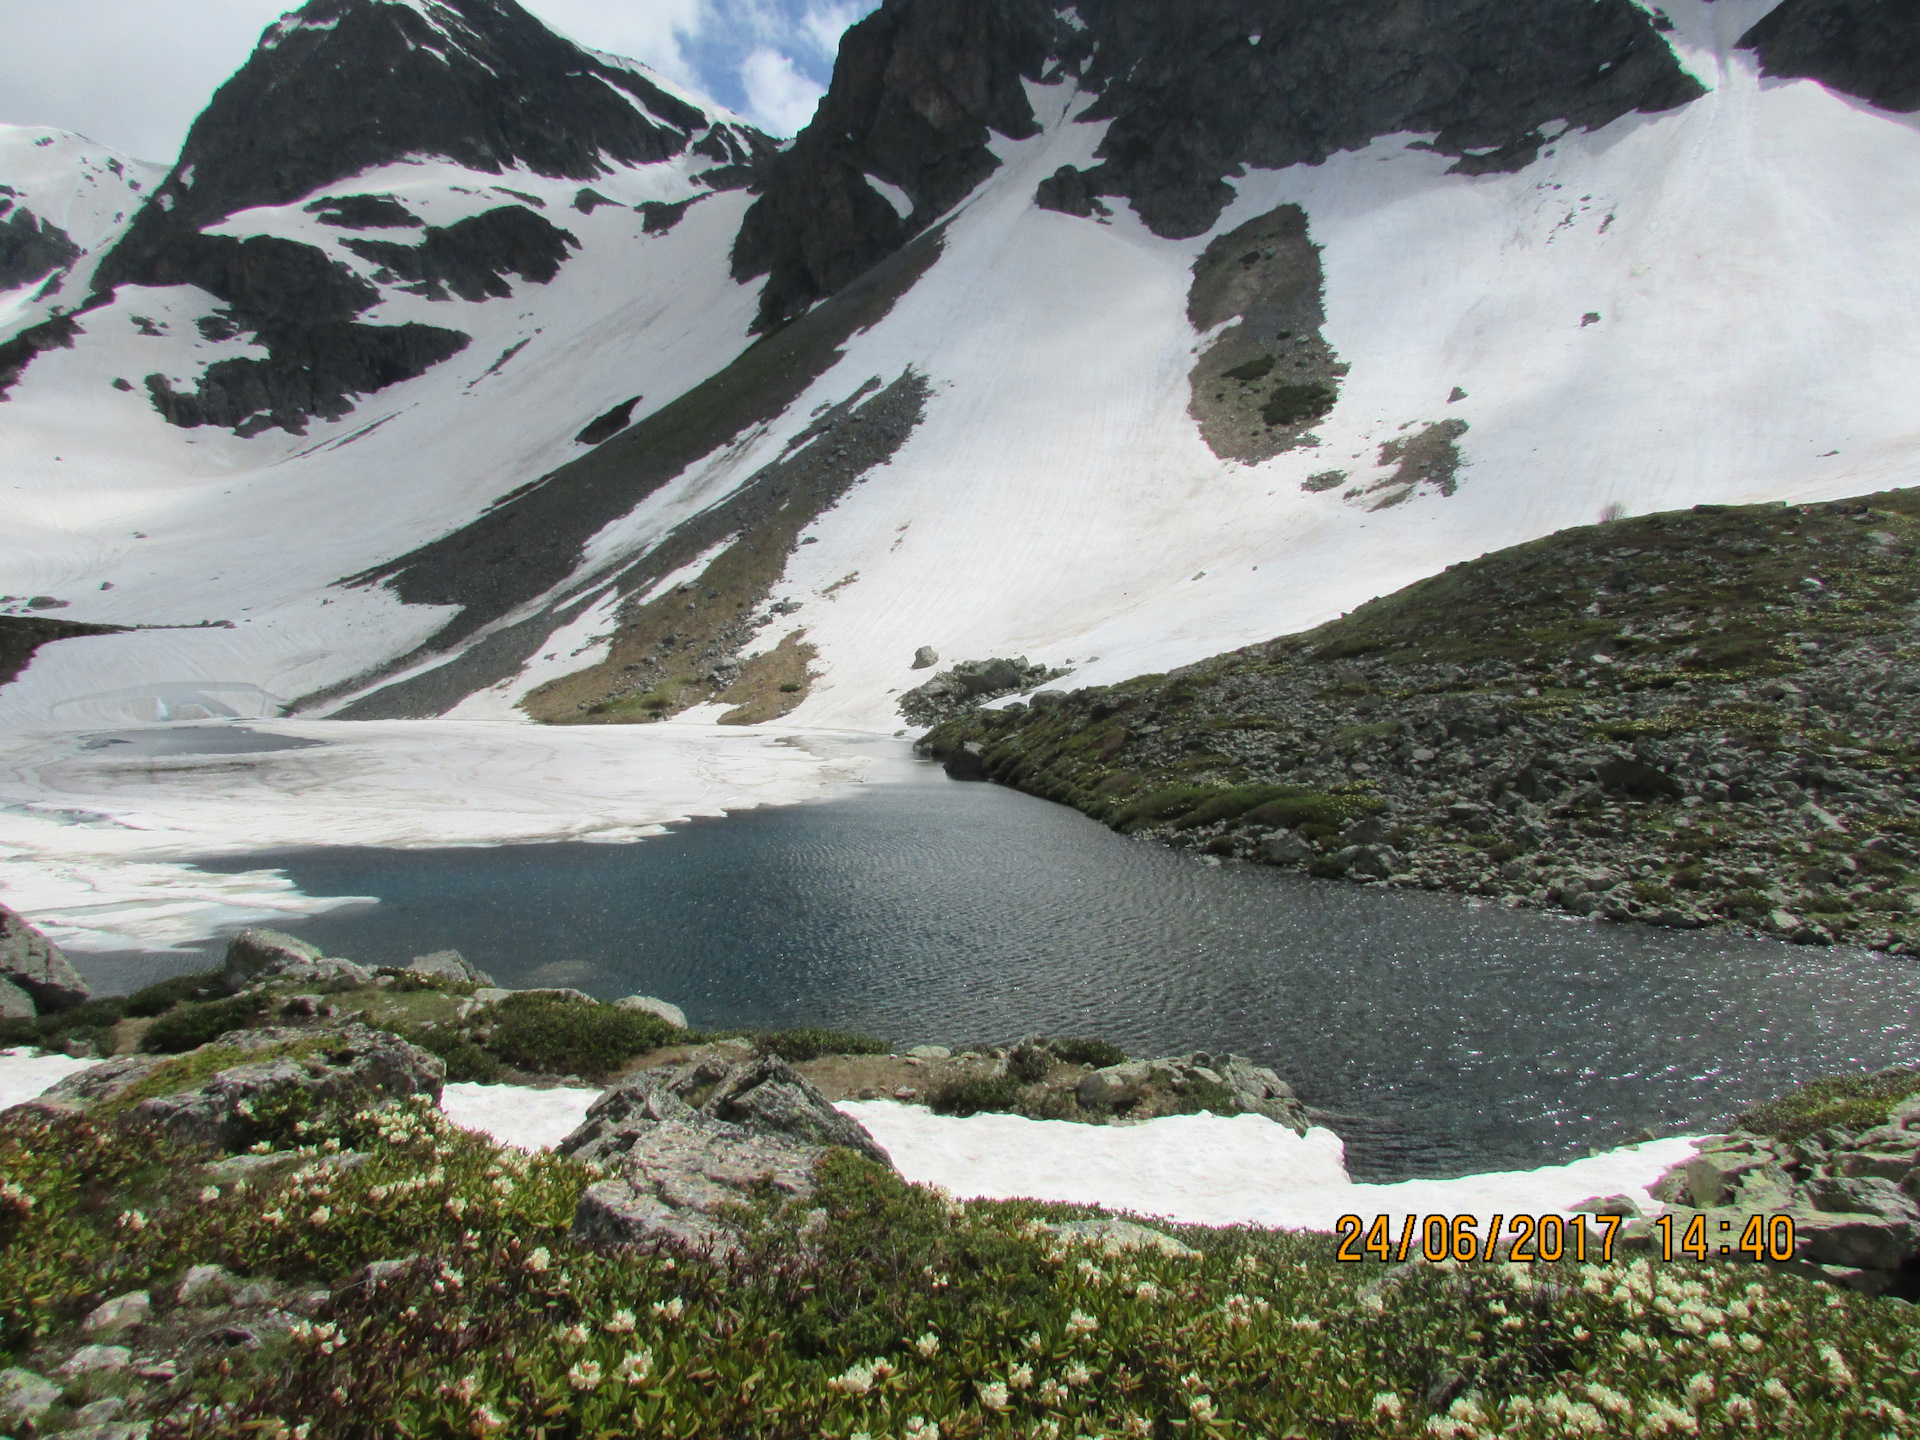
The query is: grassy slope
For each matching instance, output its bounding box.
[920,490,1920,947]
[4,1081,1919,1438]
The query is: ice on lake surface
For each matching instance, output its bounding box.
[77,726,327,757]
[80,758,1920,1183]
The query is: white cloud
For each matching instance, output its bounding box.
[738,46,826,136]
[799,1,867,58]
[0,0,290,163]
[518,0,709,89]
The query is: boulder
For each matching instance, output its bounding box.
[1264,831,1313,865]
[177,1264,240,1307]
[0,904,90,1013]
[222,929,371,994]
[1037,1218,1196,1257]
[572,1122,829,1258]
[82,1290,150,1335]
[912,645,938,669]
[36,1024,443,1151]
[0,1368,62,1426]
[942,741,989,781]
[407,949,495,986]
[614,995,687,1028]
[1076,1061,1154,1108]
[563,1054,888,1168]
[0,977,34,1019]
[562,1054,891,1257]
[58,1345,130,1377]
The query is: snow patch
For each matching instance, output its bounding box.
[864,174,913,221]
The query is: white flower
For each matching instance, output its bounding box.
[1360,1292,1385,1315]
[1065,1308,1099,1337]
[1135,1280,1159,1302]
[1723,1395,1757,1422]
[617,1349,654,1386]
[1373,1392,1403,1420]
[199,1186,221,1203]
[1818,1342,1855,1387]
[978,1381,1009,1411]
[1065,1362,1091,1388]
[558,1324,589,1345]
[914,1331,940,1358]
[307,1205,332,1226]
[567,1359,603,1391]
[902,1417,939,1440]
[1290,1316,1322,1332]
[117,1209,148,1232]
[606,1309,636,1334]
[474,1404,506,1431]
[1189,1393,1217,1423]
[524,1247,551,1273]
[653,1296,685,1321]
[1125,1416,1153,1438]
[1737,1333,1762,1353]
[828,1363,876,1398]
[1008,1363,1033,1390]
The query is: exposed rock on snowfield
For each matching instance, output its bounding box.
[899,656,1067,726]
[0,903,90,1014]
[407,949,495,987]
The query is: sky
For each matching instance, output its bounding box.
[0,0,880,163]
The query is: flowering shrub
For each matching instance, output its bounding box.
[2,1097,1919,1437]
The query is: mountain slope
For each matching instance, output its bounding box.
[1,0,1917,754]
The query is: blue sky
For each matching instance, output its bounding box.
[0,0,881,164]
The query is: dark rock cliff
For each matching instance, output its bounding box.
[1739,0,1920,113]
[731,0,1057,329]
[85,0,764,435]
[0,199,80,293]
[736,0,1704,329]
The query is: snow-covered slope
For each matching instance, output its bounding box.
[0,126,163,338]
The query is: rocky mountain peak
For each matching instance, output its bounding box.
[101,0,753,289]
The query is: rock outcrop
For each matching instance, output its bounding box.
[0,904,90,1014]
[1626,1097,1920,1295]
[407,949,495,987]
[223,930,371,994]
[899,656,1066,728]
[1075,1052,1310,1132]
[28,1024,443,1151]
[560,1053,891,1257]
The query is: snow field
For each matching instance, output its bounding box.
[0,720,877,952]
[0,1052,1707,1237]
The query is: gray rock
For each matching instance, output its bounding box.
[1340,816,1388,845]
[71,1397,126,1425]
[572,1121,829,1259]
[177,1263,240,1306]
[82,1289,149,1334]
[1791,1206,1920,1272]
[40,1024,442,1150]
[0,977,34,1019]
[59,1344,131,1376]
[1568,1193,1643,1218]
[0,903,90,1012]
[614,995,687,1028]
[562,1054,888,1168]
[0,1368,62,1425]
[1037,1217,1197,1257]
[62,1423,149,1440]
[907,1044,951,1060]
[470,987,514,1006]
[1264,831,1313,865]
[912,645,938,669]
[564,1055,892,1256]
[222,928,324,991]
[407,949,495,986]
[1076,1061,1154,1108]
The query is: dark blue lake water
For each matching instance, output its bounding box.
[78,759,1920,1182]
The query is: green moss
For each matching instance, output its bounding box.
[142,996,269,1055]
[751,1027,891,1063]
[126,969,225,1017]
[1222,355,1275,381]
[927,1075,1027,1117]
[1050,1037,1127,1069]
[1737,1070,1920,1142]
[484,994,681,1078]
